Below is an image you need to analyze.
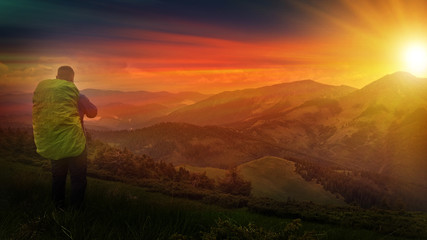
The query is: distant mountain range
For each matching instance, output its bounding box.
[161,80,356,126]
[79,89,209,130]
[0,88,210,129]
[90,72,427,210]
[2,72,427,210]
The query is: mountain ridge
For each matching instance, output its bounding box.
[159,80,357,126]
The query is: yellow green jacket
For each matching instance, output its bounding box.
[32,79,86,160]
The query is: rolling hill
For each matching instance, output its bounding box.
[0,92,33,127]
[79,89,210,130]
[90,122,285,168]
[236,72,427,182]
[92,72,427,210]
[5,72,426,210]
[3,147,425,239]
[179,156,346,206]
[0,89,210,130]
[159,80,356,126]
[225,72,427,210]
[237,156,345,205]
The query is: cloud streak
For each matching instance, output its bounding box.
[1,0,427,93]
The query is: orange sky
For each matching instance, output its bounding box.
[1,0,427,94]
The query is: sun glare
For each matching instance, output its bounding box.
[404,43,427,76]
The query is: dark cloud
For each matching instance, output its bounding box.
[0,0,314,49]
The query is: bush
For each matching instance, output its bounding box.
[189,172,215,190]
[202,193,249,209]
[217,168,251,196]
[200,218,318,240]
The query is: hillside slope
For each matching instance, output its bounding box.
[91,122,285,168]
[160,80,356,126]
[233,72,427,210]
[89,73,427,210]
[237,156,345,205]
[179,157,346,206]
[3,155,423,239]
[237,73,427,174]
[0,89,210,130]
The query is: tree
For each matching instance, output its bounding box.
[218,168,251,196]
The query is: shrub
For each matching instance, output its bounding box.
[200,218,318,240]
[217,168,251,196]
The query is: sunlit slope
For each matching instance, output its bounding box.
[179,157,346,206]
[331,72,427,179]
[240,72,427,170]
[237,156,345,205]
[91,72,427,209]
[322,72,427,178]
[234,72,427,209]
[163,80,356,126]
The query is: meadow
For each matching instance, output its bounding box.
[1,154,425,239]
[1,128,427,239]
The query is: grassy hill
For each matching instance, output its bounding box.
[1,157,422,240]
[91,122,284,168]
[179,157,346,206]
[237,157,345,205]
[1,127,426,239]
[230,72,427,210]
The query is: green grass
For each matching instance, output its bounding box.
[180,156,346,206]
[0,158,417,240]
[238,156,346,205]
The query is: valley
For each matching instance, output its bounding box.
[2,72,427,210]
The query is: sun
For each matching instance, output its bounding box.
[403,43,427,76]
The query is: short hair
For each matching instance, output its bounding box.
[57,66,74,81]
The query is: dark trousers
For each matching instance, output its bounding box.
[51,148,87,208]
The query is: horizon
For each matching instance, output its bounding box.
[1,0,427,94]
[0,71,421,96]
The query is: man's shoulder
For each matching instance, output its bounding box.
[38,78,73,85]
[36,79,57,87]
[36,79,78,92]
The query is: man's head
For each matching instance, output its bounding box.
[56,66,74,82]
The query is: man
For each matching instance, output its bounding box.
[33,66,97,209]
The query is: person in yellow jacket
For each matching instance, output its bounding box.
[33,66,97,209]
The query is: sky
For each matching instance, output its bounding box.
[1,0,427,94]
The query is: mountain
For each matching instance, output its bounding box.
[234,73,426,166]
[81,89,210,130]
[158,80,356,126]
[89,72,427,209]
[4,73,427,209]
[228,72,427,209]
[330,72,427,169]
[80,89,208,108]
[0,92,33,127]
[0,89,210,129]
[90,122,285,169]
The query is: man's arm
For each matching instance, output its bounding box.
[79,94,97,118]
